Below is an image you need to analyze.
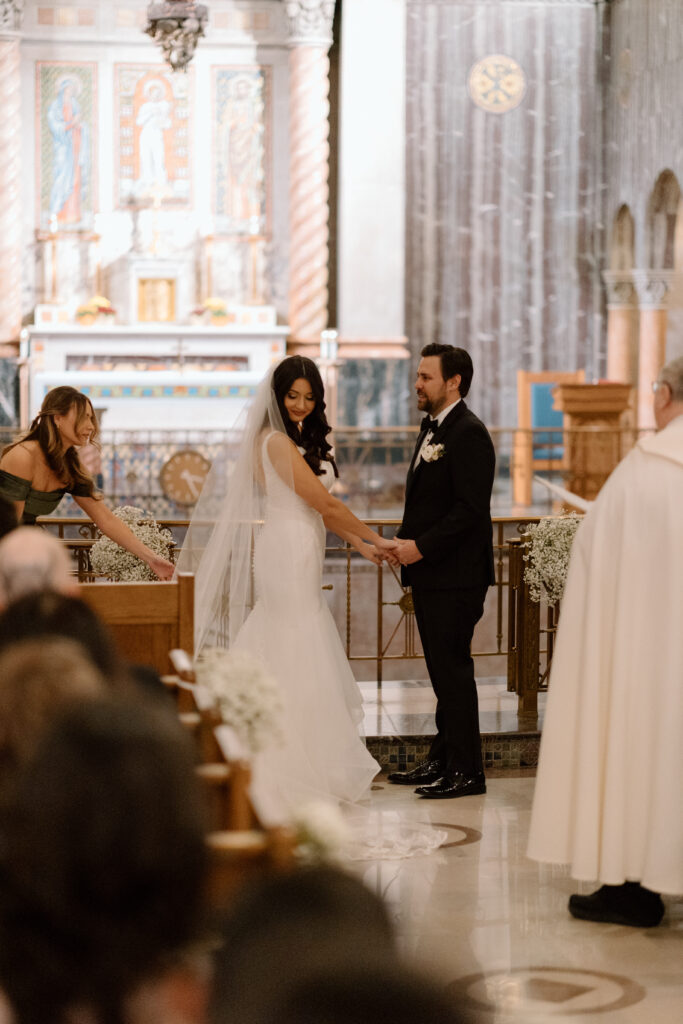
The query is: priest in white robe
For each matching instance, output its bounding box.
[527,355,683,927]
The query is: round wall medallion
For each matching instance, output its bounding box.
[468,54,526,114]
[160,450,211,505]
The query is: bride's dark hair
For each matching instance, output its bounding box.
[272,356,339,478]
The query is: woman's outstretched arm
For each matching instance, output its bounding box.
[74,496,175,580]
[266,433,396,554]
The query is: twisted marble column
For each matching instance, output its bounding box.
[0,36,22,346]
[285,1,335,344]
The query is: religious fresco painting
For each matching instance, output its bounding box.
[114,65,192,208]
[212,66,271,235]
[36,62,97,234]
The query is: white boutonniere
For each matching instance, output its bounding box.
[422,443,446,463]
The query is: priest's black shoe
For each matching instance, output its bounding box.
[568,883,664,927]
[387,759,443,785]
[415,771,486,799]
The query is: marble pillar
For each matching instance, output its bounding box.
[0,3,22,349]
[0,2,23,426]
[633,270,675,430]
[284,0,335,345]
[602,271,637,384]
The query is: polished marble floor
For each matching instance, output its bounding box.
[348,777,682,1024]
[359,677,546,738]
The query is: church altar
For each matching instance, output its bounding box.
[20,323,288,431]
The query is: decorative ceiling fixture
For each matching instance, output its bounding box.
[145,1,209,73]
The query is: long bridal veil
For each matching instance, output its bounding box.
[175,365,296,652]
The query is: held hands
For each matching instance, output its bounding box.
[392,538,423,566]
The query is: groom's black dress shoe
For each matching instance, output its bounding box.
[387,759,443,785]
[415,771,486,799]
[568,883,664,928]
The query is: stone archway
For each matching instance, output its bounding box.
[646,169,680,270]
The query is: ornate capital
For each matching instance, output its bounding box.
[0,0,23,33]
[602,270,637,309]
[285,0,336,49]
[632,269,677,310]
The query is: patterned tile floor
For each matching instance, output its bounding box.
[347,777,683,1024]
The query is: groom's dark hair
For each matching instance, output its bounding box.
[421,344,473,397]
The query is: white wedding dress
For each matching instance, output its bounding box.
[232,434,380,824]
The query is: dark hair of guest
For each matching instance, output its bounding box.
[0,696,208,1024]
[272,356,339,478]
[2,386,100,498]
[421,344,474,398]
[0,590,123,681]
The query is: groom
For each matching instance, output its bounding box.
[388,344,495,798]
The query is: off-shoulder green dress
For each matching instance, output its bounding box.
[0,469,91,525]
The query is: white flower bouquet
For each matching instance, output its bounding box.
[90,505,173,581]
[291,800,350,864]
[195,647,284,755]
[523,513,582,606]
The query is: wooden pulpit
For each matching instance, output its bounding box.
[552,382,633,502]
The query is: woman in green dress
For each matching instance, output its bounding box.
[0,386,174,580]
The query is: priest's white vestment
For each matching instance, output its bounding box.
[527,413,683,894]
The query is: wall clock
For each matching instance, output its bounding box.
[160,450,211,505]
[468,55,526,114]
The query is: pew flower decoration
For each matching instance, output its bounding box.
[523,513,582,607]
[195,647,284,754]
[291,800,349,865]
[90,505,173,581]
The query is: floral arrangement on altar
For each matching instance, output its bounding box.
[195,647,284,755]
[76,295,116,325]
[190,297,229,325]
[90,506,173,581]
[523,513,582,607]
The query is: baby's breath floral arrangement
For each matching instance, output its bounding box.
[291,800,349,864]
[523,513,582,606]
[195,647,284,755]
[90,505,173,581]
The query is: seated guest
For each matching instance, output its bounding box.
[0,637,106,814]
[209,866,397,1024]
[268,965,468,1024]
[0,527,77,608]
[0,497,17,541]
[0,591,168,698]
[0,696,208,1024]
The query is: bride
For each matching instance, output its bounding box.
[177,356,397,820]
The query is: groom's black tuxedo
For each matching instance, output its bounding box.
[397,400,495,776]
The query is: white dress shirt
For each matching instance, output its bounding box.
[414,399,461,467]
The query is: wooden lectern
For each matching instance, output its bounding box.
[552,382,633,502]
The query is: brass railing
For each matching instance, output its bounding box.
[42,515,550,716]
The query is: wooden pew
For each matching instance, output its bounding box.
[167,649,297,907]
[78,573,194,676]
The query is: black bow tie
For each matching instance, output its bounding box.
[421,415,440,433]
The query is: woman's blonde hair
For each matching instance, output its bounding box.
[3,386,100,497]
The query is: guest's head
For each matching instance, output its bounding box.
[0,695,208,1024]
[0,496,18,540]
[267,965,468,1024]
[417,344,473,416]
[653,354,683,429]
[0,636,106,813]
[271,356,337,477]
[0,527,77,608]
[209,866,396,1024]
[0,589,124,679]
